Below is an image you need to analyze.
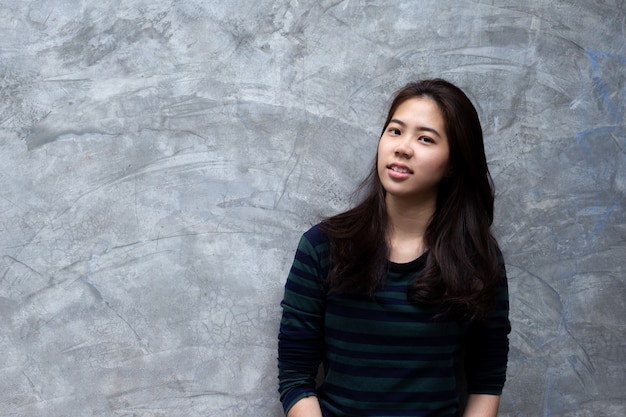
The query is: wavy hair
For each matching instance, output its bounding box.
[320,78,501,319]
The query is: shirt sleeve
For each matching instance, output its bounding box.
[464,251,512,395]
[277,226,329,415]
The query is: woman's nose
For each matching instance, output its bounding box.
[394,138,413,158]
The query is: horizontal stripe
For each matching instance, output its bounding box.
[283,278,324,300]
[324,325,463,347]
[329,360,455,379]
[326,343,456,362]
[322,381,458,403]
[326,298,445,321]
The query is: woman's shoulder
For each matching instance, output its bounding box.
[300,222,330,249]
[294,223,331,281]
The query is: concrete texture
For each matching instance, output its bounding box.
[0,0,624,416]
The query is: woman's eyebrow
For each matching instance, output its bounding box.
[389,118,442,138]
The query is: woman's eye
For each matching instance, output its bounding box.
[419,136,434,143]
[389,128,401,135]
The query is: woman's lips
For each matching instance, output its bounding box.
[387,163,413,179]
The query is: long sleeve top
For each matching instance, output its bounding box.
[278,224,511,417]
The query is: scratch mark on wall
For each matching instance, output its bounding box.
[587,49,626,123]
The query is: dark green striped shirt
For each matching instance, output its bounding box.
[278,225,510,417]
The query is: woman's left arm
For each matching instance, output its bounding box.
[463,394,501,417]
[464,251,511,413]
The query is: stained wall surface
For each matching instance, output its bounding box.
[1,1,624,416]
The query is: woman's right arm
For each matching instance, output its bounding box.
[278,228,329,416]
[287,396,323,417]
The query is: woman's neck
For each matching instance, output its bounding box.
[385,195,436,263]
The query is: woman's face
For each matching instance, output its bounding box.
[377,97,450,204]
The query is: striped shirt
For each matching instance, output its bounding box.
[278,224,510,417]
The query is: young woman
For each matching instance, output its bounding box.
[278,79,511,417]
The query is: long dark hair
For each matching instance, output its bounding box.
[320,78,501,319]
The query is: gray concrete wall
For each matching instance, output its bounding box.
[1,1,624,416]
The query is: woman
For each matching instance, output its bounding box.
[278,79,511,417]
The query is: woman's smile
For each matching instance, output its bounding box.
[387,163,414,179]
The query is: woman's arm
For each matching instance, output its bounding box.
[463,394,500,417]
[464,252,511,397]
[278,227,329,415]
[287,396,324,417]
[462,252,510,416]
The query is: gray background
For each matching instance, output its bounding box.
[1,0,624,416]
